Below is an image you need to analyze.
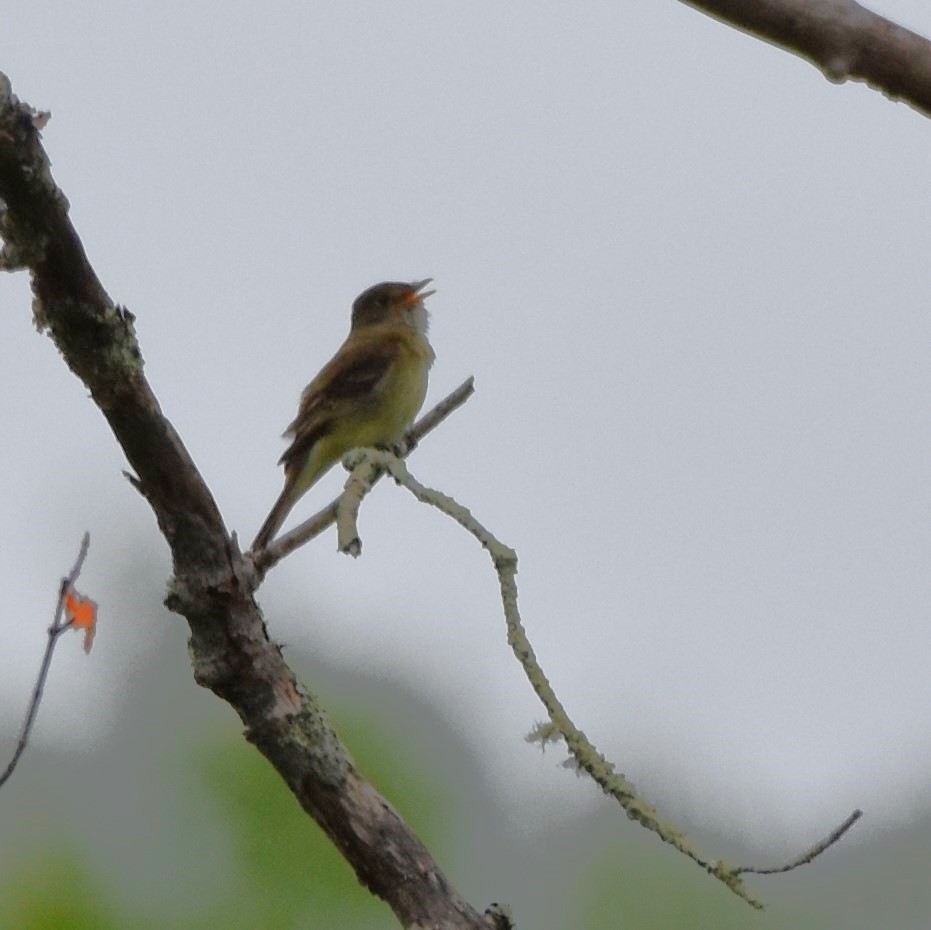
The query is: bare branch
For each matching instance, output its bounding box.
[0,533,90,789]
[0,75,498,929]
[736,808,863,876]
[356,451,864,909]
[679,0,931,118]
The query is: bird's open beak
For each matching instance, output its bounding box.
[404,278,436,303]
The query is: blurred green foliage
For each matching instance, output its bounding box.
[1,851,127,930]
[195,711,447,930]
[0,708,445,930]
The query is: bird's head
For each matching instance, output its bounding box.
[351,279,435,335]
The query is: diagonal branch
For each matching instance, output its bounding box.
[0,75,505,930]
[678,0,931,118]
[340,449,862,910]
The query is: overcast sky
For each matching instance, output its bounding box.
[2,0,931,868]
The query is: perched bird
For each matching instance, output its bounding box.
[252,279,436,551]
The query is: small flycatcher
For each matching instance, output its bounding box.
[252,279,436,551]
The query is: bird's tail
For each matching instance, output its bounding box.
[252,484,298,552]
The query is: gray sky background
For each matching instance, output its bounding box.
[2,0,931,867]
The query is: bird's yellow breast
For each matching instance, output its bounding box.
[370,334,432,441]
[317,329,432,460]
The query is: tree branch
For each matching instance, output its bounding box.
[0,76,505,930]
[340,450,862,910]
[679,0,931,118]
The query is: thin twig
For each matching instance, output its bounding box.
[0,532,91,789]
[251,376,475,574]
[345,452,863,909]
[736,809,863,875]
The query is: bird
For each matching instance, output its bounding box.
[251,279,436,551]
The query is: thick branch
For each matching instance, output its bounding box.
[0,81,225,573]
[0,77,501,930]
[679,0,931,118]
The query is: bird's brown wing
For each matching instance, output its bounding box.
[279,334,401,471]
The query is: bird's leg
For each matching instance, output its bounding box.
[388,435,417,458]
